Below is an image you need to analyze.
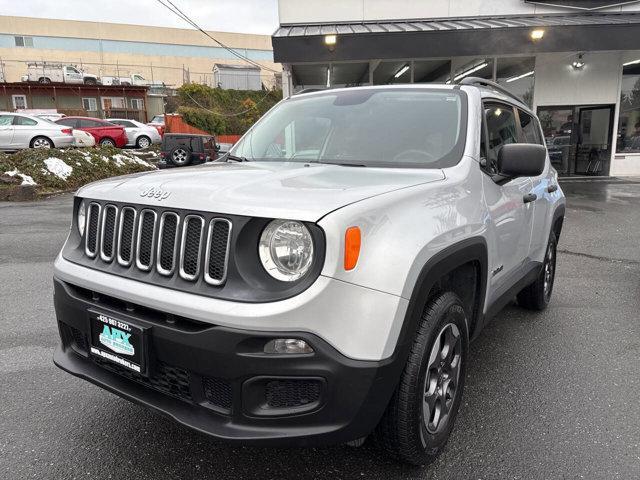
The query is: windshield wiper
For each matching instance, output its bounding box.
[315,160,366,167]
[224,153,250,163]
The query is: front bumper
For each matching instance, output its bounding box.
[53,278,401,446]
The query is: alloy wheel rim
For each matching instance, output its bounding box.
[139,137,150,148]
[543,242,555,298]
[422,322,462,435]
[33,138,50,149]
[173,149,188,164]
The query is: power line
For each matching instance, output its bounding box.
[155,0,280,74]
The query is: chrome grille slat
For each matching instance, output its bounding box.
[100,205,118,262]
[82,202,231,287]
[117,207,137,267]
[157,212,180,276]
[85,202,101,258]
[179,215,205,281]
[204,218,232,286]
[136,210,158,272]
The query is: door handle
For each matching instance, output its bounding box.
[547,184,558,193]
[523,193,537,203]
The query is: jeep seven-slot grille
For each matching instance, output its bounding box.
[83,203,231,287]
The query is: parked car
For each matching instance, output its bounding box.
[72,129,96,147]
[0,112,74,150]
[55,117,127,148]
[22,62,99,85]
[52,80,565,465]
[101,74,164,87]
[158,133,219,167]
[106,118,162,149]
[147,114,165,136]
[35,113,67,122]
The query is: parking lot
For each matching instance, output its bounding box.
[1,179,639,480]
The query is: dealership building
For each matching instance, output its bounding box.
[273,0,640,176]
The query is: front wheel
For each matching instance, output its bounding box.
[517,232,557,311]
[30,136,53,149]
[375,291,468,465]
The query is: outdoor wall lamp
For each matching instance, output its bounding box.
[324,34,337,52]
[530,29,545,40]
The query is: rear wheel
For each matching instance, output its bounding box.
[136,135,151,149]
[517,232,557,311]
[38,77,52,84]
[375,291,468,465]
[99,138,115,147]
[170,146,192,166]
[30,136,53,149]
[84,78,97,85]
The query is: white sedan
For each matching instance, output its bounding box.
[106,118,162,149]
[0,112,75,150]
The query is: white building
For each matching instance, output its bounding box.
[273,0,640,176]
[213,64,263,91]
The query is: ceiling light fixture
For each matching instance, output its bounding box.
[394,65,410,78]
[453,62,489,82]
[530,29,545,40]
[326,67,331,87]
[506,70,535,83]
[572,54,585,70]
[624,58,640,66]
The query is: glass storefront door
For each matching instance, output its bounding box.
[538,105,615,176]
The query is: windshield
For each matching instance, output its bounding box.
[232,88,467,168]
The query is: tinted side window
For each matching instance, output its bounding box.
[57,118,77,128]
[484,103,518,170]
[14,116,38,126]
[518,110,543,144]
[79,119,103,128]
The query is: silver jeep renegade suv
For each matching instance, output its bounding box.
[53,78,565,465]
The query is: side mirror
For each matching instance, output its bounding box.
[497,143,546,178]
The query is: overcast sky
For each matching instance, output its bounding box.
[0,0,279,34]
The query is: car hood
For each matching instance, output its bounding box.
[77,161,445,221]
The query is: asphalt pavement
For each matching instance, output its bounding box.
[1,180,639,479]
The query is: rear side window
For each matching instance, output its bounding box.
[484,103,518,169]
[13,116,38,126]
[0,115,15,126]
[57,118,78,128]
[79,119,103,128]
[518,110,543,145]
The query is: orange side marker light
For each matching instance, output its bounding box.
[344,227,361,271]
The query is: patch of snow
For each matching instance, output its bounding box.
[4,169,37,186]
[40,168,50,175]
[44,157,73,180]
[110,154,126,167]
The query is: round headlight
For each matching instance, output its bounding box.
[259,219,314,282]
[77,199,86,237]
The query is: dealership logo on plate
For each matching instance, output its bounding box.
[99,325,135,356]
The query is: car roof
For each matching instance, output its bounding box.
[291,83,534,115]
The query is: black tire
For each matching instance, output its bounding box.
[38,77,52,84]
[517,232,557,311]
[30,136,53,149]
[99,138,115,147]
[84,78,97,85]
[136,135,151,149]
[169,146,192,166]
[375,291,469,465]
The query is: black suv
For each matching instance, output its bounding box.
[159,133,219,168]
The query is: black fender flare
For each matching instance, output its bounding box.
[552,203,566,239]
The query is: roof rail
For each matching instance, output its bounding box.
[457,77,525,105]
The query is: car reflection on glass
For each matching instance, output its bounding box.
[547,135,570,166]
